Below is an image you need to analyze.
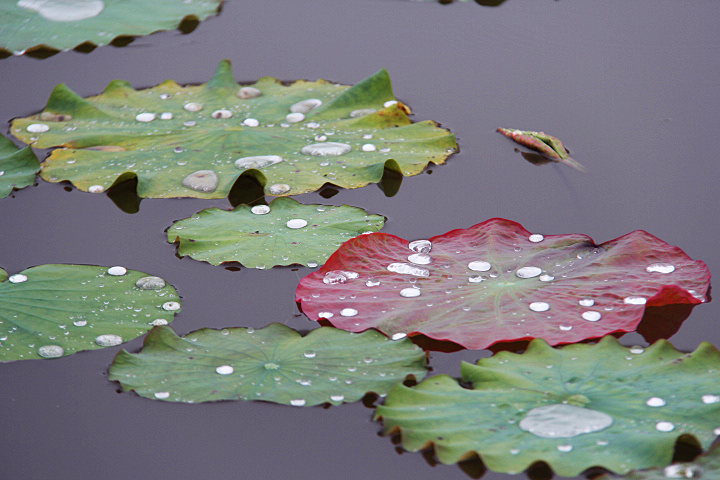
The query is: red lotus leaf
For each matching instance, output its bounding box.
[295,218,710,349]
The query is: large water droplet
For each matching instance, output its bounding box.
[528,234,544,243]
[323,271,347,285]
[150,319,168,326]
[581,311,602,322]
[26,123,50,133]
[392,333,407,341]
[702,394,720,404]
[8,274,28,283]
[95,334,123,347]
[88,185,105,193]
[624,296,647,305]
[238,86,261,99]
[516,266,542,278]
[286,218,308,229]
[387,263,429,277]
[18,0,104,21]
[268,183,290,195]
[107,266,127,276]
[330,395,345,402]
[286,112,305,123]
[519,404,613,438]
[400,287,421,298]
[408,253,432,265]
[656,421,675,432]
[290,98,322,114]
[216,365,234,375]
[182,170,218,193]
[340,308,358,317]
[529,302,550,312]
[646,263,675,274]
[468,261,491,272]
[136,276,166,290]
[135,112,156,122]
[579,298,595,307]
[242,118,259,127]
[154,392,170,399]
[408,240,432,254]
[38,345,64,358]
[184,102,203,112]
[302,142,352,156]
[647,397,666,407]
[362,144,377,152]
[663,464,704,479]
[160,112,173,120]
[251,205,270,215]
[162,301,181,311]
[290,399,306,407]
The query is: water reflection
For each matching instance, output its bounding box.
[106,175,141,214]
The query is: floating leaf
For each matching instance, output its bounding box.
[0,135,39,198]
[109,323,427,405]
[598,443,720,480]
[0,264,180,361]
[0,0,222,56]
[497,127,586,172]
[375,336,720,476]
[168,197,385,268]
[10,60,457,198]
[295,218,709,349]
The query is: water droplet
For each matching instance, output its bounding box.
[136,276,166,290]
[88,185,105,193]
[38,345,64,358]
[516,266,542,278]
[26,123,49,133]
[306,122,321,128]
[290,98,322,114]
[323,271,348,285]
[387,263,429,277]
[647,397,666,407]
[557,445,573,453]
[646,263,675,274]
[314,135,327,142]
[362,144,376,152]
[216,365,234,375]
[350,108,376,118]
[154,392,170,399]
[559,325,573,331]
[183,120,196,127]
[184,102,202,112]
[702,395,720,404]
[95,334,123,347]
[160,112,173,120]
[318,311,333,318]
[539,274,555,282]
[630,346,645,354]
[18,0,104,21]
[73,320,87,327]
[624,296,647,305]
[529,234,544,243]
[242,118,259,127]
[663,464,704,479]
[579,298,595,307]
[519,404,613,438]
[400,287,421,298]
[286,218,308,229]
[384,100,398,107]
[301,142,352,156]
[408,240,432,254]
[596,440,609,446]
[182,170,218,193]
[581,311,602,322]
[268,183,290,195]
[150,319,168,326]
[107,266,126,276]
[468,275,483,283]
[340,308,358,317]
[264,362,279,370]
[8,274,27,283]
[529,302,550,312]
[656,421,675,432]
[251,205,270,215]
[408,253,432,265]
[135,112,156,122]
[392,333,407,341]
[290,399,306,407]
[330,395,345,402]
[238,86,261,99]
[715,427,720,436]
[286,112,305,123]
[304,350,316,358]
[162,301,181,311]
[211,109,232,119]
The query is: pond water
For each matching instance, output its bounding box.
[1,0,719,478]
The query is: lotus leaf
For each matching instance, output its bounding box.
[109,323,427,405]
[168,197,385,268]
[375,336,720,476]
[295,218,710,349]
[497,127,585,172]
[10,60,457,198]
[0,264,180,361]
[0,0,222,55]
[597,443,720,480]
[0,135,39,198]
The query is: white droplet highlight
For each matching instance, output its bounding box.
[160,112,173,120]
[529,302,550,312]
[391,333,407,341]
[18,0,104,22]
[400,287,421,298]
[557,445,573,453]
[362,144,376,152]
[516,266,542,278]
[579,298,595,307]
[184,102,203,112]
[383,100,398,108]
[286,219,308,229]
[26,123,49,133]
[629,346,645,354]
[182,170,218,193]
[340,308,358,317]
[646,263,675,274]
[251,205,270,215]
[387,263,430,277]
[302,142,352,156]
[290,98,322,114]
[162,301,181,311]
[408,240,432,254]
[286,112,305,123]
[150,319,168,326]
[8,274,27,283]
[242,118,259,127]
[407,253,432,265]
[623,296,647,305]
[95,334,123,347]
[154,392,170,399]
[519,404,614,438]
[646,397,666,407]
[318,312,333,318]
[88,185,105,193]
[656,421,675,432]
[330,395,344,402]
[581,311,602,322]
[702,395,720,404]
[38,345,64,358]
[135,112,156,122]
[107,266,127,276]
[323,271,348,284]
[528,234,544,243]
[216,365,234,375]
[290,399,306,407]
[468,261,491,272]
[211,109,232,119]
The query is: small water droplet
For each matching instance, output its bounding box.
[150,319,168,326]
[307,262,318,268]
[330,395,344,402]
[646,263,675,274]
[107,266,126,276]
[539,274,554,282]
[290,98,322,114]
[251,205,270,215]
[516,266,542,278]
[211,109,232,119]
[242,118,259,127]
[702,394,720,404]
[323,271,348,285]
[27,123,49,133]
[216,365,234,375]
[154,392,170,399]
[663,464,704,479]
[38,345,64,358]
[714,427,720,436]
[579,298,595,307]
[365,278,380,287]
[160,112,173,120]
[182,170,218,193]
[183,120,196,127]
[596,440,609,446]
[88,185,105,193]
[162,301,181,311]
[581,311,602,322]
[95,334,123,347]
[656,421,675,432]
[408,253,432,265]
[528,234,544,242]
[391,333,407,341]
[557,445,573,453]
[268,183,290,195]
[629,346,645,354]
[624,296,647,305]
[238,86,261,99]
[290,399,306,407]
[8,274,28,283]
[285,112,305,123]
[301,142,352,156]
[286,218,308,229]
[647,397,666,407]
[173,146,183,153]
[559,325,573,331]
[529,302,550,312]
[400,287,421,298]
[304,350,316,358]
[340,308,358,317]
[384,100,398,107]
[314,135,327,142]
[350,108,376,118]
[408,240,432,254]
[387,263,429,277]
[362,144,376,152]
[318,311,333,318]
[135,112,156,122]
[73,319,88,327]
[468,261,491,272]
[184,102,202,112]
[135,276,166,290]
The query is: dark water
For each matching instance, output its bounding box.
[1,1,719,479]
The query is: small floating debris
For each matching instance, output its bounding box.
[497,127,585,172]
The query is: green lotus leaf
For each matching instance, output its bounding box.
[10,60,457,198]
[375,336,720,476]
[598,443,720,480]
[167,197,385,268]
[0,264,181,361]
[0,0,222,56]
[109,323,428,406]
[0,135,39,198]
